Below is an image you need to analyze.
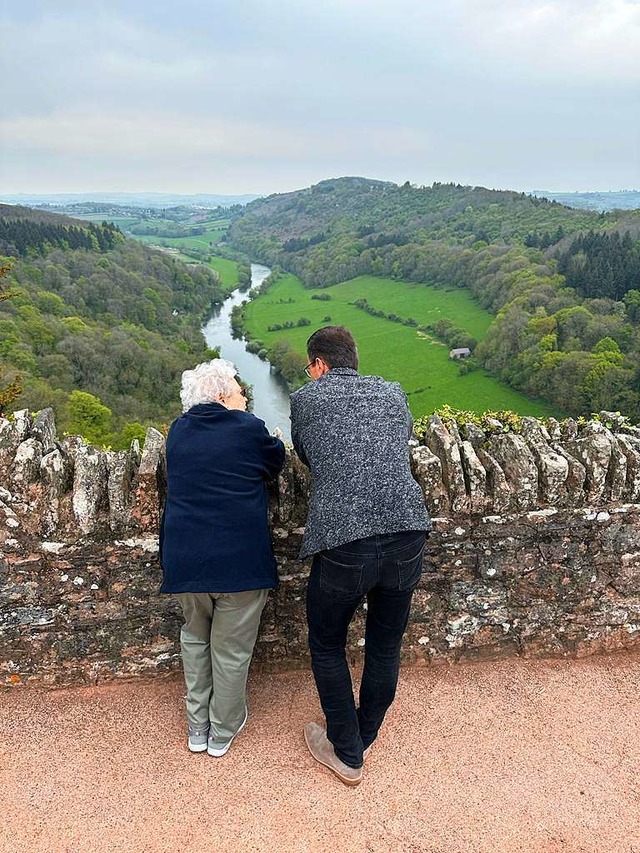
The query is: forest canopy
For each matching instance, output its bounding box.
[0,208,227,447]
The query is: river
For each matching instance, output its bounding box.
[202,263,293,440]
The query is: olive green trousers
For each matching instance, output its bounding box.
[176,589,268,742]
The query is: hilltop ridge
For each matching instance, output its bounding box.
[227,177,640,421]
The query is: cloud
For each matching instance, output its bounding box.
[461,0,640,81]
[0,0,638,192]
[0,111,432,163]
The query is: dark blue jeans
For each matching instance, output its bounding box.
[306,530,427,769]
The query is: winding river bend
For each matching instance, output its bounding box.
[202,263,292,440]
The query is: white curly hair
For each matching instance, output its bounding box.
[180,358,238,412]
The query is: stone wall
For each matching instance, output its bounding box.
[1,408,640,687]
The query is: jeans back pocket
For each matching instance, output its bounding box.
[396,546,425,591]
[318,553,364,598]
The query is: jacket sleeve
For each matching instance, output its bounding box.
[398,386,413,439]
[159,420,176,565]
[289,392,310,468]
[259,423,286,479]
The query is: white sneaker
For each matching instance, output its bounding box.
[188,724,209,753]
[207,707,248,758]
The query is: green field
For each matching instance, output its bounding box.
[73,213,230,247]
[74,214,141,228]
[132,224,227,249]
[244,274,558,418]
[124,225,240,289]
[144,247,240,289]
[207,256,240,289]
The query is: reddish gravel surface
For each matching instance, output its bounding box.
[2,656,639,853]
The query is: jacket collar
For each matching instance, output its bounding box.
[326,368,358,376]
[186,402,226,415]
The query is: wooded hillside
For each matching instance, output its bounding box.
[0,206,226,446]
[228,178,640,419]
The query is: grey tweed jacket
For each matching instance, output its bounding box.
[290,368,432,558]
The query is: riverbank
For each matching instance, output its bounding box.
[201,263,292,439]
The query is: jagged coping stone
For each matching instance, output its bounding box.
[607,437,628,502]
[41,448,72,499]
[12,438,43,492]
[72,445,109,535]
[461,422,487,448]
[520,417,569,505]
[284,453,312,529]
[475,447,511,514]
[32,408,58,454]
[271,448,310,530]
[459,440,487,514]
[39,447,73,536]
[549,442,587,506]
[423,415,468,513]
[131,427,166,531]
[486,433,538,512]
[616,434,640,501]
[409,442,448,515]
[566,421,616,502]
[0,414,30,469]
[107,449,139,534]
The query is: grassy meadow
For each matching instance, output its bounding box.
[74,214,141,228]
[74,214,231,256]
[123,226,241,289]
[243,274,558,418]
[207,256,241,289]
[132,223,228,250]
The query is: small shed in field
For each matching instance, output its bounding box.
[449,347,472,360]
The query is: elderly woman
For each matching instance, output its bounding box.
[160,358,285,757]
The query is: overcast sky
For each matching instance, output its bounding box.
[1,0,639,195]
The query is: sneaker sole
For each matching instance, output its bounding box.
[208,709,248,757]
[303,727,363,787]
[188,742,208,753]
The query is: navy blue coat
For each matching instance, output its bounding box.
[160,403,285,594]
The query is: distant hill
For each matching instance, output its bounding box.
[0,203,84,226]
[227,176,616,286]
[531,190,640,212]
[0,191,260,209]
[227,176,640,421]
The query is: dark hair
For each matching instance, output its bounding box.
[306,325,358,370]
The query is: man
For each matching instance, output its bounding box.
[290,325,431,787]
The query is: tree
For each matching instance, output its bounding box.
[65,390,113,446]
[110,421,147,450]
[592,337,623,365]
[624,289,640,322]
[0,259,23,414]
[279,350,307,384]
[583,362,631,412]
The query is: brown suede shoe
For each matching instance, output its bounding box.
[303,723,363,787]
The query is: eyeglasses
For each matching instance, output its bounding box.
[232,380,247,398]
[304,359,316,378]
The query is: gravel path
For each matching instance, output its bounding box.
[2,656,639,853]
